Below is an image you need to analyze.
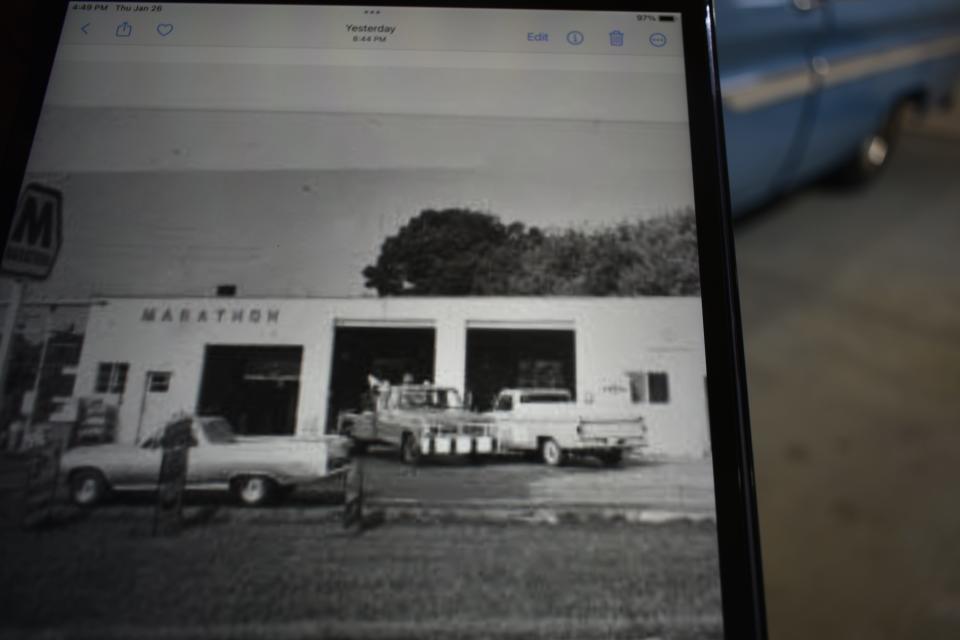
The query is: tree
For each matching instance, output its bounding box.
[610,208,700,296]
[363,207,699,296]
[362,209,540,295]
[505,209,700,296]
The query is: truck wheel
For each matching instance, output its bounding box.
[598,450,624,466]
[70,469,108,507]
[233,475,276,507]
[541,439,564,467]
[831,100,912,186]
[400,433,421,465]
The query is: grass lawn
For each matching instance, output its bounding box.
[0,516,722,639]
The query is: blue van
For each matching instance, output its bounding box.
[716,0,960,214]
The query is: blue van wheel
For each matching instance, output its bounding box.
[831,101,913,186]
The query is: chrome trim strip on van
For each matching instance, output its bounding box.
[723,68,815,112]
[724,34,960,112]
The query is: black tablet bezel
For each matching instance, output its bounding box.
[0,2,765,637]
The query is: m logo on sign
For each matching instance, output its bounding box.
[1,184,62,280]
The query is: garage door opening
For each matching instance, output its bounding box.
[465,328,576,411]
[197,345,302,436]
[327,326,435,430]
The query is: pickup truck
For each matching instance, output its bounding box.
[60,415,351,506]
[337,384,497,464]
[487,389,647,466]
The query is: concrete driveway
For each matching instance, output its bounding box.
[737,112,960,639]
[354,447,716,515]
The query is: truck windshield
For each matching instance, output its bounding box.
[202,418,238,444]
[398,388,462,409]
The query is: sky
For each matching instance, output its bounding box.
[10,107,695,299]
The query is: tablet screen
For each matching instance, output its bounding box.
[3,3,725,637]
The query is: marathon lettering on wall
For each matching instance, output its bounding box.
[141,307,280,324]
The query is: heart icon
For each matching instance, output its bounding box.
[156,23,174,37]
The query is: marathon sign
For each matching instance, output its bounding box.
[1,184,63,280]
[141,307,280,324]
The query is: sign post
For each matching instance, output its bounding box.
[21,440,62,528]
[0,281,23,419]
[25,307,54,428]
[152,418,192,536]
[342,459,365,530]
[0,183,63,418]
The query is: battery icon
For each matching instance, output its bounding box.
[658,15,676,22]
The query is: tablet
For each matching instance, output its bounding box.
[0,2,765,638]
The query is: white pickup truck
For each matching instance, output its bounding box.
[487,388,647,466]
[60,416,352,506]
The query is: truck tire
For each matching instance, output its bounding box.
[70,469,108,507]
[233,475,277,507]
[400,433,421,465]
[830,100,913,186]
[541,439,564,466]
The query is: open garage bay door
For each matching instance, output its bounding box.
[466,328,575,411]
[197,345,302,435]
[327,326,435,431]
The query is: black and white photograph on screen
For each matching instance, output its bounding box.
[1,104,723,638]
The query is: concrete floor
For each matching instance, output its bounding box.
[348,449,716,514]
[735,116,960,638]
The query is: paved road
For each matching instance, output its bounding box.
[737,123,960,639]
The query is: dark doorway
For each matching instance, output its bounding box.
[466,329,576,411]
[327,327,435,431]
[197,345,302,435]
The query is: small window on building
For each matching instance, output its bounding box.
[148,372,172,393]
[648,372,670,404]
[95,362,129,394]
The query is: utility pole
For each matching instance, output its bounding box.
[26,304,55,428]
[0,279,24,419]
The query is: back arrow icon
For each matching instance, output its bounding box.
[81,23,90,35]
